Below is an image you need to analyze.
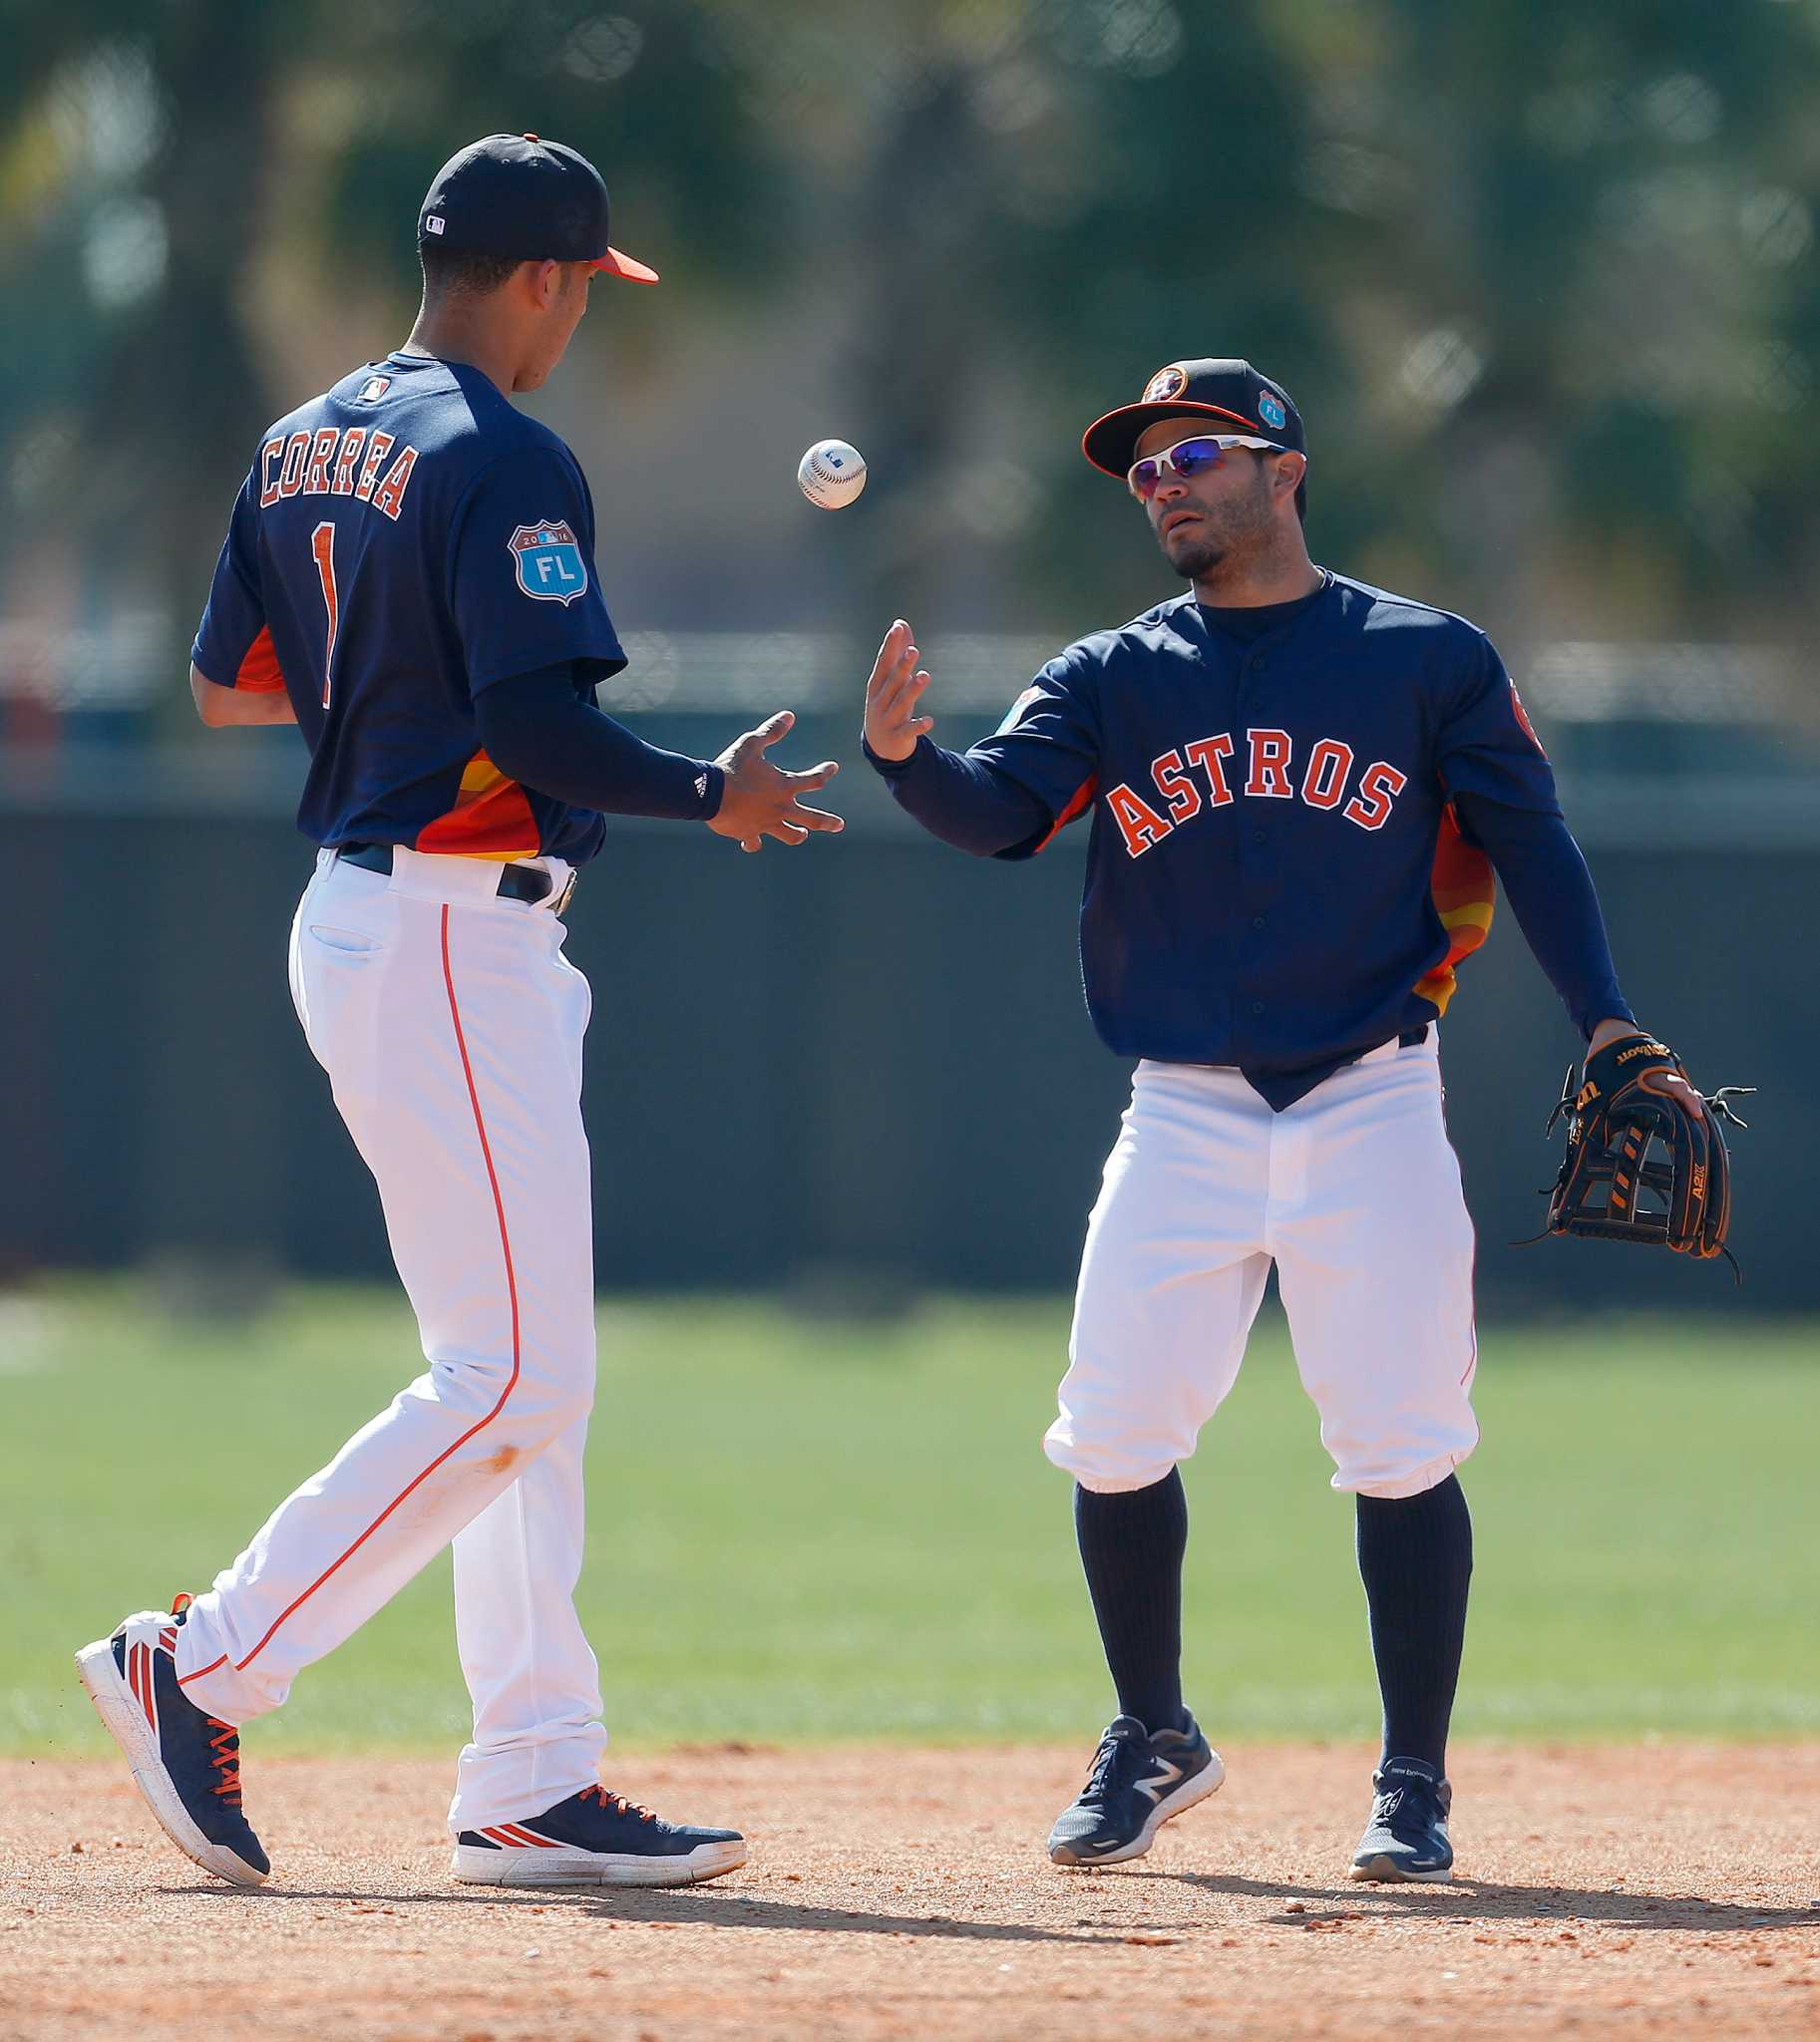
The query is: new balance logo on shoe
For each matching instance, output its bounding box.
[1348,1757,1454,1884]
[1134,1757,1184,1804]
[1048,1713,1225,1867]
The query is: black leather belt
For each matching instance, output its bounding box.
[335,841,566,908]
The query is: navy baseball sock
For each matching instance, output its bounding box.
[1073,1470,1188,1738]
[1355,1475,1473,1775]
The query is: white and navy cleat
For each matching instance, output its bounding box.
[1048,1711,1225,1868]
[75,1595,268,1887]
[452,1783,747,1888]
[1347,1756,1455,1882]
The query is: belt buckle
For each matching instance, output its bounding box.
[551,867,578,916]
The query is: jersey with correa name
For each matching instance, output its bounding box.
[192,351,626,863]
[973,572,1560,1108]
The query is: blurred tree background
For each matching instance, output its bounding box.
[4,0,1818,729]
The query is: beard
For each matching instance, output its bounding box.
[1160,523,1231,580]
[1155,468,1276,585]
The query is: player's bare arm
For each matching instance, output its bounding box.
[862,619,933,762]
[707,709,843,854]
[189,663,297,727]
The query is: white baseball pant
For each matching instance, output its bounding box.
[173,847,607,1835]
[1045,1031,1479,1500]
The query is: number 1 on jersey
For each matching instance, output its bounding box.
[309,520,339,709]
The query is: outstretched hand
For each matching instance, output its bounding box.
[707,710,843,854]
[863,619,934,763]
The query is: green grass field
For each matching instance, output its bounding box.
[5,1283,1817,1756]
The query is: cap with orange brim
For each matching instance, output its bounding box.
[586,245,660,285]
[1082,357,1303,478]
[418,132,659,284]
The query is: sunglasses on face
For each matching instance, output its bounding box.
[1127,435,1285,502]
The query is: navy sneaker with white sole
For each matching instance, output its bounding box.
[452,1784,747,1888]
[1347,1756,1454,1882]
[1047,1712,1224,1868]
[75,1595,268,1887]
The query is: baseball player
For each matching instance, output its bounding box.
[76,134,841,1891]
[863,358,1703,1881]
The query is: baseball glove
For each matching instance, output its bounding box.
[1537,1035,1752,1272]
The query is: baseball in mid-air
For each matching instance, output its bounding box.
[797,439,868,510]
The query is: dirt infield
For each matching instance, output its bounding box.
[6,1744,1820,2040]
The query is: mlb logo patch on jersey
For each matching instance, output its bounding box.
[357,375,392,403]
[509,519,588,605]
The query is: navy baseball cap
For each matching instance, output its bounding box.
[418,133,658,284]
[1082,358,1303,478]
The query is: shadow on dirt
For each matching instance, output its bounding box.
[1129,1870,1820,1935]
[160,1869,1820,1944]
[157,1881,1122,1944]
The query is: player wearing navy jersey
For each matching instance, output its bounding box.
[77,135,840,1893]
[863,358,1704,1881]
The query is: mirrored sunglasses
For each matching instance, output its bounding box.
[1127,434,1285,502]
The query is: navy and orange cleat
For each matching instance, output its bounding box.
[452,1784,746,1888]
[75,1594,268,1887]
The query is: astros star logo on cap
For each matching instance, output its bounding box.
[1143,364,1190,403]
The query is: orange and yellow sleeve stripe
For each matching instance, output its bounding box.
[1414,805,1495,1015]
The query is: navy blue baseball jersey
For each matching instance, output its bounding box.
[192,351,625,862]
[896,573,1581,1108]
